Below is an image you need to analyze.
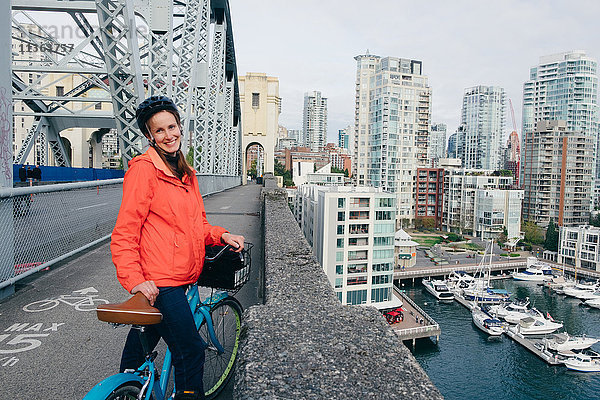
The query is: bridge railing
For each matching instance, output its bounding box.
[0,179,124,292]
[0,175,242,296]
[234,175,443,399]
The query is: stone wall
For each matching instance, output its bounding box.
[234,174,443,399]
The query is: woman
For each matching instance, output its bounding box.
[111,95,244,400]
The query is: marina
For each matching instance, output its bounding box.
[406,276,600,400]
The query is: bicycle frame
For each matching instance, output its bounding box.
[84,286,229,400]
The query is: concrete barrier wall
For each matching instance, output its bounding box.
[234,175,443,399]
[197,175,242,196]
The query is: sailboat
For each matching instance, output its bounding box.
[462,241,510,304]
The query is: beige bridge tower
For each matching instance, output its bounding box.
[239,73,280,181]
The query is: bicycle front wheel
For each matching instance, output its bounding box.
[199,297,243,399]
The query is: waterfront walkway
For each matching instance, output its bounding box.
[389,286,441,345]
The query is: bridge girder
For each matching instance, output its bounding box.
[10,0,241,175]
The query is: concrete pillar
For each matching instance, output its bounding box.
[90,136,103,168]
[0,0,15,298]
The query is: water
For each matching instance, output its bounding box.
[405,279,600,400]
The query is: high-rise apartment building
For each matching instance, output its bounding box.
[522,120,594,227]
[353,53,431,223]
[302,91,327,152]
[429,123,447,164]
[338,125,353,154]
[456,86,506,170]
[447,132,457,158]
[294,185,398,308]
[504,131,521,186]
[523,51,598,197]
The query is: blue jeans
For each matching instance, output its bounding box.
[119,286,206,396]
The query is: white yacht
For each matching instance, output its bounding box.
[488,298,531,324]
[512,265,554,282]
[575,290,600,301]
[472,306,505,336]
[544,333,599,352]
[563,281,600,298]
[462,286,510,304]
[422,279,455,301]
[516,314,563,335]
[445,271,476,292]
[564,353,600,372]
[584,297,600,309]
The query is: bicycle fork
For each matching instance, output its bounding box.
[196,306,225,354]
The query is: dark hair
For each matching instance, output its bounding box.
[136,96,194,180]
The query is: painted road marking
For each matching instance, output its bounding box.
[75,202,109,211]
[0,323,65,366]
[220,206,231,210]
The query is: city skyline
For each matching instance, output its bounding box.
[229,0,600,143]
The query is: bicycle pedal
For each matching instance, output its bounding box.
[174,389,203,399]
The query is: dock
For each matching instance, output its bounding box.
[389,286,441,347]
[394,260,527,282]
[505,327,563,365]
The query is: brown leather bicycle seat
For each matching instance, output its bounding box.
[96,292,162,325]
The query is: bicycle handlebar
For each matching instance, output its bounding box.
[204,242,253,263]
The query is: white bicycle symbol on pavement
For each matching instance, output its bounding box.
[22,287,109,313]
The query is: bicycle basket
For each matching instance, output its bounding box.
[198,243,253,291]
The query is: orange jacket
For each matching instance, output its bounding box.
[111,147,227,293]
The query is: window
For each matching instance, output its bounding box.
[335,251,344,262]
[252,93,260,108]
[347,289,367,305]
[348,237,368,246]
[376,211,393,220]
[337,211,345,221]
[335,278,343,288]
[373,249,394,259]
[56,86,64,96]
[336,238,344,248]
[335,265,343,275]
[372,274,392,285]
[95,102,102,110]
[372,262,392,272]
[373,236,392,246]
[338,198,346,208]
[371,287,391,303]
[348,250,368,261]
[349,224,369,234]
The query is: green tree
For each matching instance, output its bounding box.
[497,226,508,247]
[544,219,559,252]
[273,159,294,186]
[331,166,349,177]
[590,213,600,227]
[248,160,257,179]
[522,221,544,245]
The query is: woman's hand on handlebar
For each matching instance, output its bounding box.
[131,280,159,306]
[221,232,245,252]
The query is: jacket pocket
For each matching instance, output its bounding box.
[172,233,194,281]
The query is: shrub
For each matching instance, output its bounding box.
[499,253,508,257]
[509,253,520,257]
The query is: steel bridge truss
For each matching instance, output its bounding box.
[11,0,242,175]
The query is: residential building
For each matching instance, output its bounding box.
[353,53,431,224]
[474,189,524,241]
[456,85,506,170]
[415,168,444,229]
[504,131,520,186]
[338,126,353,153]
[559,225,600,272]
[442,169,515,235]
[447,131,457,158]
[522,51,598,202]
[239,73,281,177]
[294,185,399,308]
[287,129,302,144]
[429,123,447,163]
[302,91,328,152]
[522,120,594,228]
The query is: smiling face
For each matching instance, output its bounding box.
[146,110,181,155]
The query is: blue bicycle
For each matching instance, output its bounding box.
[84,243,253,400]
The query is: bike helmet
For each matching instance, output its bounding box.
[135,96,180,136]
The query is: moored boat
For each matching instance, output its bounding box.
[564,353,600,372]
[544,332,599,352]
[516,313,563,335]
[423,279,455,301]
[512,265,554,282]
[472,306,505,336]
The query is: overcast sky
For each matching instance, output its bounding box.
[229,0,600,143]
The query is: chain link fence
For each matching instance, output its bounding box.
[0,179,123,289]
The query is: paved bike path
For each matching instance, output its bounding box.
[0,182,264,399]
